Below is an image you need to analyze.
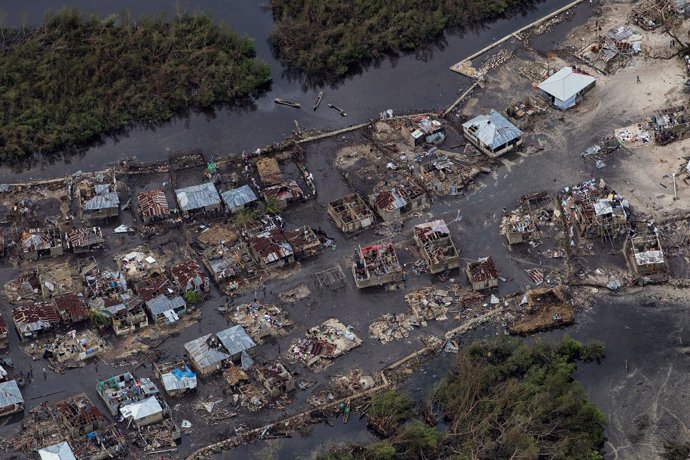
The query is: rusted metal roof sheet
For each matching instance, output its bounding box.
[138,189,170,220]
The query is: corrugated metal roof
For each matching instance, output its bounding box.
[216,325,256,356]
[66,227,104,248]
[0,380,23,408]
[462,110,522,150]
[119,396,162,421]
[184,334,231,369]
[175,183,221,212]
[39,441,76,460]
[138,189,170,220]
[538,67,596,102]
[221,185,258,209]
[83,192,119,211]
[147,294,186,316]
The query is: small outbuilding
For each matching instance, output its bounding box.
[465,257,499,291]
[538,66,596,110]
[138,189,171,224]
[146,294,187,324]
[119,396,164,426]
[462,110,523,158]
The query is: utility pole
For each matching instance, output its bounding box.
[673,173,678,200]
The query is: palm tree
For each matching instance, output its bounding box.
[264,196,282,215]
[233,207,258,228]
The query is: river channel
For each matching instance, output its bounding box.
[0,0,583,180]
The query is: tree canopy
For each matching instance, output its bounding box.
[319,336,606,460]
[0,8,271,159]
[271,0,538,79]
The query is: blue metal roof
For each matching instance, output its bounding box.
[221,185,258,209]
[462,110,522,150]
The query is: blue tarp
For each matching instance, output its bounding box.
[171,366,196,380]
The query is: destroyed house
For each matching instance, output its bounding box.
[563,181,629,239]
[256,157,284,186]
[135,272,173,302]
[328,194,375,233]
[54,293,89,324]
[538,67,596,110]
[289,319,362,368]
[257,361,295,397]
[579,27,640,73]
[64,227,104,253]
[352,240,403,288]
[262,181,305,209]
[466,257,499,291]
[154,361,197,397]
[285,226,322,260]
[217,325,256,361]
[81,183,120,219]
[82,267,127,299]
[632,0,682,30]
[175,182,221,216]
[97,294,148,336]
[45,330,106,364]
[55,393,108,437]
[416,154,472,196]
[138,189,170,224]
[118,250,161,283]
[20,227,63,260]
[502,211,539,245]
[145,294,187,324]
[38,262,77,300]
[0,380,23,416]
[170,260,210,294]
[403,115,446,146]
[12,301,60,340]
[651,106,690,145]
[0,314,7,349]
[221,185,258,213]
[625,234,668,275]
[413,220,460,274]
[96,372,159,416]
[248,230,295,270]
[462,110,522,157]
[369,179,428,222]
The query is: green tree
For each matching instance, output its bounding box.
[183,290,202,305]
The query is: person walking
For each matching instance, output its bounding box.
[43,367,47,380]
[637,75,641,84]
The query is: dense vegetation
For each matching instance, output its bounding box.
[271,0,538,79]
[320,336,606,460]
[0,9,271,158]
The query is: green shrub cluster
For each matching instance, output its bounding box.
[0,8,271,158]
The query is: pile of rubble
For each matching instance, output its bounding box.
[225,302,293,343]
[405,288,453,322]
[369,313,419,343]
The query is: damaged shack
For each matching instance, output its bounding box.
[352,240,403,289]
[625,233,668,275]
[154,360,197,397]
[413,220,460,274]
[170,260,210,294]
[328,194,375,233]
[465,257,499,291]
[285,225,322,260]
[221,184,258,214]
[225,302,293,343]
[415,152,476,196]
[508,286,574,334]
[401,115,446,146]
[651,106,690,145]
[20,227,63,260]
[262,181,305,209]
[64,227,105,254]
[95,294,149,336]
[0,380,23,416]
[12,301,61,340]
[79,182,120,220]
[248,230,295,270]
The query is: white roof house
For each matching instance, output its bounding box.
[175,183,221,213]
[39,441,77,460]
[119,396,163,426]
[538,67,596,110]
[462,110,522,157]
